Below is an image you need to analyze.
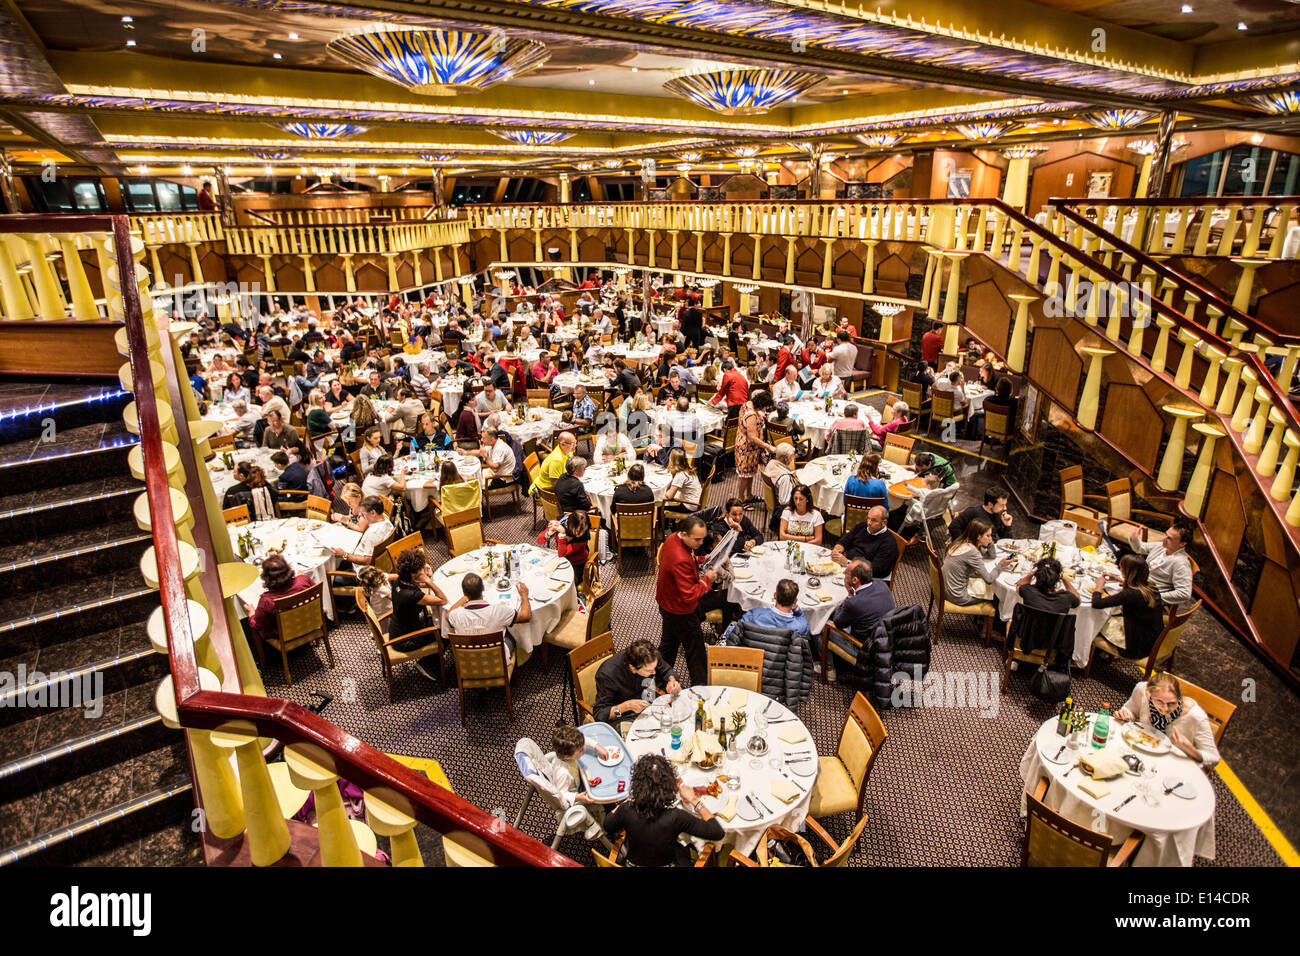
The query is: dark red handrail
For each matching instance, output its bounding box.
[0,212,574,867]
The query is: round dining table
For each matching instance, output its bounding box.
[579,460,672,524]
[624,685,819,857]
[400,452,483,512]
[987,539,1121,666]
[725,542,847,636]
[797,454,916,519]
[208,447,283,499]
[227,517,360,620]
[552,371,609,394]
[1018,713,1215,866]
[786,399,881,450]
[433,543,577,655]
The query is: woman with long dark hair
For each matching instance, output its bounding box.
[602,754,724,867]
[243,553,313,644]
[1090,553,1166,660]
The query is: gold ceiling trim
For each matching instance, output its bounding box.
[105,134,703,155]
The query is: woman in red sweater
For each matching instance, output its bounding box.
[244,554,314,645]
[539,511,590,575]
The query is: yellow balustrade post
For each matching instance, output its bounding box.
[1231,368,1258,432]
[1024,237,1045,285]
[364,789,424,867]
[148,246,165,288]
[1272,430,1300,502]
[299,256,316,293]
[1183,422,1226,518]
[1277,346,1300,395]
[989,212,1006,259]
[498,229,508,262]
[1267,205,1297,258]
[1157,406,1203,492]
[1196,345,1226,405]
[155,671,244,839]
[1173,330,1202,390]
[861,240,878,294]
[820,238,835,288]
[1230,259,1267,314]
[919,251,937,312]
[0,236,35,319]
[1257,408,1288,477]
[1192,210,1214,256]
[57,237,98,319]
[210,727,292,866]
[1245,387,1273,455]
[646,230,657,268]
[1134,153,1156,199]
[258,256,276,293]
[342,255,356,293]
[1203,304,1223,339]
[22,235,66,318]
[1215,355,1245,415]
[285,743,365,867]
[971,207,988,253]
[1007,222,1026,272]
[1045,250,1063,300]
[1077,346,1114,432]
[1223,318,1248,348]
[751,234,762,282]
[1127,302,1149,357]
[1215,208,1241,256]
[693,231,704,274]
[1081,268,1101,326]
[926,205,955,247]
[1241,209,1266,258]
[1006,293,1037,373]
[1105,280,1128,341]
[1150,316,1177,373]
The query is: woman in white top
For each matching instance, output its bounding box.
[361,454,407,498]
[358,426,384,476]
[780,483,824,545]
[662,448,702,510]
[593,429,635,464]
[1114,671,1220,769]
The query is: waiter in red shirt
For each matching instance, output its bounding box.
[921,322,945,364]
[709,358,750,412]
[655,514,736,686]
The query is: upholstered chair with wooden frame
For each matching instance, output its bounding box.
[384,531,425,567]
[596,833,715,868]
[448,631,515,724]
[540,575,619,668]
[1000,604,1072,691]
[1103,477,1168,544]
[805,815,870,867]
[1058,465,1104,528]
[807,692,887,822]
[979,400,1015,455]
[841,494,884,537]
[612,500,658,568]
[277,489,309,516]
[256,582,332,684]
[443,507,503,557]
[927,386,964,437]
[356,587,443,700]
[818,620,862,685]
[1085,598,1201,680]
[730,825,818,867]
[899,380,930,430]
[208,432,236,452]
[537,485,562,527]
[706,646,764,692]
[523,452,542,527]
[886,529,914,591]
[305,494,333,521]
[881,432,914,466]
[223,504,251,525]
[1023,777,1143,867]
[1172,674,1236,745]
[925,543,996,644]
[569,631,615,725]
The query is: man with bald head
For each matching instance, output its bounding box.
[831,505,899,582]
[828,560,895,653]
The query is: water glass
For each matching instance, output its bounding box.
[725,764,742,792]
[657,702,673,731]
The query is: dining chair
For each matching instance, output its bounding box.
[223,504,251,525]
[538,485,562,526]
[706,645,764,692]
[1000,604,1072,691]
[612,500,658,569]
[925,543,995,645]
[523,452,542,527]
[384,530,425,567]
[541,574,619,668]
[569,631,615,725]
[443,506,502,557]
[818,620,863,685]
[842,494,883,535]
[305,494,333,521]
[1171,674,1236,746]
[747,825,819,867]
[899,380,930,430]
[448,630,515,725]
[209,432,236,452]
[805,815,870,867]
[1085,598,1199,680]
[1103,477,1167,544]
[886,529,914,591]
[928,387,964,438]
[881,433,914,467]
[258,582,333,685]
[1023,784,1144,867]
[594,833,715,868]
[808,692,886,823]
[526,387,552,409]
[356,587,443,700]
[978,400,1015,455]
[482,471,521,521]
[277,489,310,517]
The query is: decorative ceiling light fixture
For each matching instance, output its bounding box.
[280,122,367,139]
[696,278,719,289]
[255,150,293,161]
[419,153,453,162]
[1240,90,1300,114]
[953,122,1018,142]
[600,159,624,169]
[734,283,759,295]
[730,145,762,158]
[1001,145,1047,159]
[1127,139,1159,155]
[736,159,757,171]
[675,163,692,173]
[678,151,703,163]
[1082,108,1155,130]
[574,161,594,170]
[328,26,549,96]
[854,133,904,149]
[490,129,572,146]
[663,65,824,115]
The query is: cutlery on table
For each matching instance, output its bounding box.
[751,794,774,815]
[744,795,761,817]
[1163,781,1184,796]
[1062,764,1078,779]
[761,699,773,717]
[714,688,727,705]
[1113,794,1137,811]
[1052,744,1066,761]
[778,769,807,792]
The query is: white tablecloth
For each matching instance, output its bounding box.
[787,400,881,450]
[580,461,672,524]
[797,454,916,518]
[725,543,846,636]
[434,376,470,416]
[988,539,1121,666]
[229,518,359,620]
[504,407,564,445]
[649,401,728,439]
[401,453,483,512]
[652,317,677,336]
[331,399,400,444]
[552,372,608,394]
[1018,714,1215,866]
[965,384,995,415]
[434,544,577,654]
[608,344,663,366]
[625,686,818,857]
[208,447,283,498]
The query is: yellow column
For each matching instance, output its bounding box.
[919,251,938,313]
[533,228,543,263]
[1134,153,1156,199]
[1007,293,1037,373]
[498,229,508,262]
[927,252,945,318]
[626,228,635,265]
[299,255,316,293]
[821,238,835,289]
[364,789,424,867]
[751,234,762,282]
[1230,368,1258,432]
[1156,406,1203,491]
[646,229,657,268]
[1173,330,1202,390]
[1230,259,1267,314]
[342,255,356,293]
[1183,422,1226,518]
[384,254,399,292]
[860,240,878,295]
[1245,387,1273,455]
[722,233,733,277]
[460,278,474,311]
[57,237,98,319]
[1077,346,1114,432]
[258,256,276,293]
[1197,345,1226,405]
[941,253,967,352]
[693,231,704,274]
[784,237,797,284]
[210,727,291,866]
[21,234,66,318]
[569,229,580,263]
[1002,157,1032,209]
[186,243,203,284]
[1257,408,1288,477]
[1271,430,1300,502]
[411,250,423,287]
[1150,316,1177,373]
[0,237,35,319]
[286,743,365,867]
[1215,355,1246,415]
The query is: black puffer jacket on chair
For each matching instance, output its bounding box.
[863,604,931,710]
[723,621,815,709]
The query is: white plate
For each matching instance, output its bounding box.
[785,759,817,777]
[1039,741,1073,765]
[1123,726,1172,755]
[598,746,623,767]
[1162,775,1195,799]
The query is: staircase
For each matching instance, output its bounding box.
[0,383,199,866]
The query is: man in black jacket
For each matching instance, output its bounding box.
[832,506,899,581]
[554,455,593,515]
[948,486,1014,541]
[828,561,895,653]
[271,448,309,504]
[593,639,681,725]
[708,498,764,555]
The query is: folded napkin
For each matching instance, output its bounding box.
[750,546,766,555]
[1077,779,1111,800]
[444,562,468,575]
[669,738,692,764]
[732,570,754,581]
[770,778,801,805]
[777,725,808,745]
[716,794,740,822]
[1078,750,1128,781]
[727,689,750,708]
[548,582,568,594]
[546,558,564,573]
[816,590,832,602]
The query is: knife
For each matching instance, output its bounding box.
[752,793,774,815]
[762,699,773,717]
[1113,794,1137,811]
[778,769,807,792]
[1052,744,1066,761]
[744,794,761,817]
[714,688,727,705]
[1163,781,1184,796]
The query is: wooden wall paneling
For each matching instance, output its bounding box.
[578,234,606,262]
[1249,559,1300,670]
[1027,151,1137,216]
[1026,326,1083,411]
[354,260,387,291]
[0,320,123,377]
[795,244,821,277]
[1202,463,1248,571]
[1254,276,1300,339]
[962,277,1013,356]
[274,258,305,291]
[1097,382,1164,475]
[731,239,753,274]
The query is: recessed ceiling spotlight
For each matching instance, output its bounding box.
[121,15,133,22]
[1237,21,1247,30]
[588,79,595,85]
[288,32,299,40]
[1250,133,1263,144]
[182,164,192,174]
[1180,4,1192,12]
[631,67,638,73]
[125,39,136,47]
[272,53,282,59]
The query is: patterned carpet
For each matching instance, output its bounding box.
[258,403,1288,867]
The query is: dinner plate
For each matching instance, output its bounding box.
[1123,726,1172,755]
[1039,741,1073,765]
[785,759,817,777]
[598,747,623,767]
[1162,775,1195,799]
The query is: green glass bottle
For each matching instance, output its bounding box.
[1091,703,1111,749]
[695,698,706,732]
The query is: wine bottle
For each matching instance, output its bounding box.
[695,699,706,732]
[717,716,728,753]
